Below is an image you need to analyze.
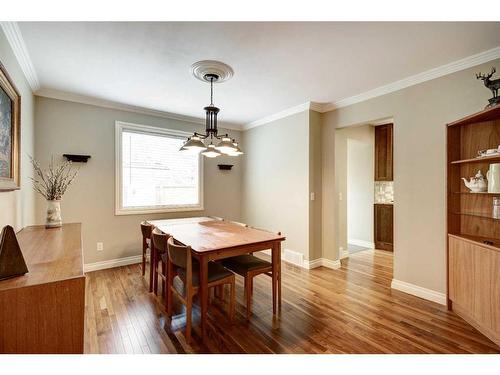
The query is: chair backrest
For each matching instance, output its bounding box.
[140,221,153,239]
[167,236,191,269]
[230,220,248,227]
[152,227,170,255]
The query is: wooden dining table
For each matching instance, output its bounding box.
[147,217,285,339]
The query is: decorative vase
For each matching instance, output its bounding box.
[46,200,62,228]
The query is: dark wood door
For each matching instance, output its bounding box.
[374,204,393,251]
[375,124,393,181]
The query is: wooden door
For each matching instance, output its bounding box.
[375,124,393,181]
[374,204,393,251]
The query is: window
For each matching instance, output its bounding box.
[115,121,203,215]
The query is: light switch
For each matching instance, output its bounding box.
[339,192,343,201]
[310,192,315,201]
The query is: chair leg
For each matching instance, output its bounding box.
[229,281,235,323]
[245,277,252,320]
[161,260,166,296]
[142,246,146,276]
[185,293,192,344]
[166,262,174,317]
[149,245,155,293]
[153,260,159,296]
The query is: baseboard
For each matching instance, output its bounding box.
[259,249,341,270]
[305,258,341,270]
[84,255,142,272]
[339,247,349,259]
[348,238,375,249]
[391,279,447,305]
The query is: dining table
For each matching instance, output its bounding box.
[147,216,285,340]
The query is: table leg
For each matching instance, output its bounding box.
[199,254,209,340]
[271,242,278,315]
[149,241,155,293]
[276,241,282,310]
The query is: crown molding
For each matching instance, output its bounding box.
[323,45,500,112]
[35,88,242,131]
[0,22,40,91]
[243,45,500,129]
[243,101,324,131]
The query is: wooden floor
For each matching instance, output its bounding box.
[84,249,500,353]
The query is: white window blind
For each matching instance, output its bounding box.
[115,122,203,215]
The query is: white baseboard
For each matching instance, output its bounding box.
[84,255,142,273]
[339,247,349,259]
[348,238,375,249]
[259,249,341,270]
[391,279,447,305]
[305,258,341,270]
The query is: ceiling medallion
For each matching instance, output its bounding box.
[180,61,243,158]
[190,60,234,83]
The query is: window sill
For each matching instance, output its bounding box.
[115,205,204,216]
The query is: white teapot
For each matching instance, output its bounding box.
[462,170,488,193]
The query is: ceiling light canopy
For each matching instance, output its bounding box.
[180,61,243,158]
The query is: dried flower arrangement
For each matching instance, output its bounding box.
[29,156,78,201]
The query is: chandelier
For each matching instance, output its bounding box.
[179,60,243,158]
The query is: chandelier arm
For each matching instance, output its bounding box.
[193,132,208,139]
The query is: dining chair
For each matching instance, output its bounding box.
[140,221,154,289]
[165,236,235,343]
[151,227,170,302]
[221,222,279,320]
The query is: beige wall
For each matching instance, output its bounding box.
[0,29,35,232]
[309,110,322,260]
[241,110,311,260]
[322,58,500,293]
[34,96,242,265]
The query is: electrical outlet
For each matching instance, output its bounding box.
[339,192,343,201]
[97,242,104,252]
[310,192,315,201]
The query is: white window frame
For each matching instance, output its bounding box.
[115,121,204,215]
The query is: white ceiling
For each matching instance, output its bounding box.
[17,22,500,126]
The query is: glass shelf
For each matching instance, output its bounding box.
[452,191,500,195]
[450,211,500,220]
[451,154,500,164]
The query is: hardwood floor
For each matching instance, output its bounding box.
[84,250,500,353]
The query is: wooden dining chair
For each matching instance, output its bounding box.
[140,221,154,288]
[151,227,170,302]
[221,222,279,320]
[165,236,235,343]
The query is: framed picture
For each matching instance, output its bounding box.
[0,61,21,191]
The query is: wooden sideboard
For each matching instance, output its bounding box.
[0,223,85,353]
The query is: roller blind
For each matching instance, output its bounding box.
[121,129,200,209]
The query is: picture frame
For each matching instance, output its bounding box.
[0,60,21,191]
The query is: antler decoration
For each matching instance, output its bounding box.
[476,67,496,80]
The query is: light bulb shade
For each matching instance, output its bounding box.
[226,141,244,156]
[180,136,206,152]
[215,137,237,154]
[201,143,221,158]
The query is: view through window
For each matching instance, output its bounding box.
[118,124,202,213]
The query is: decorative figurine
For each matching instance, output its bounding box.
[0,225,29,280]
[462,170,488,193]
[476,67,500,108]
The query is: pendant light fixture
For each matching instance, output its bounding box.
[179,60,243,158]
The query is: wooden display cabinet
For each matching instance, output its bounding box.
[447,105,500,347]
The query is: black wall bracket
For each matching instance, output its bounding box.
[63,154,91,163]
[217,164,233,170]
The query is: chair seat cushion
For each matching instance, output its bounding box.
[221,255,271,276]
[177,260,233,287]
